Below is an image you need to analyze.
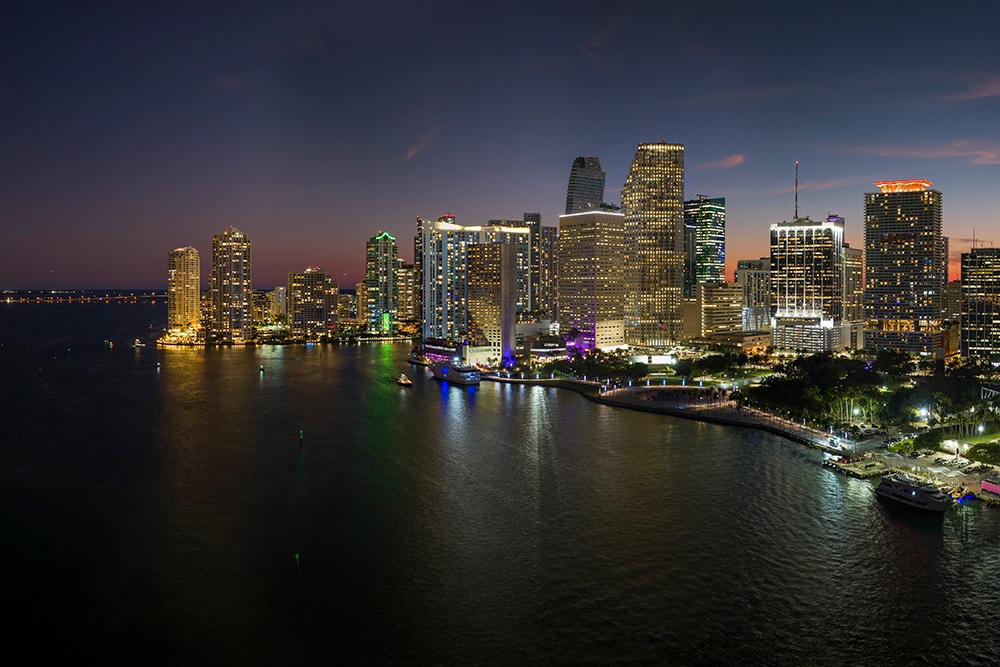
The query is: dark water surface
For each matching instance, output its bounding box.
[2,303,999,665]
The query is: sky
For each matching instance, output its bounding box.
[3,1,1000,289]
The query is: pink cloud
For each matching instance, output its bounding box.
[402,125,441,161]
[933,74,1000,102]
[770,175,870,195]
[850,140,1000,165]
[698,154,745,170]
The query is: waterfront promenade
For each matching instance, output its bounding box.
[485,375,844,454]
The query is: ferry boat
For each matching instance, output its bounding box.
[397,374,413,386]
[874,473,954,512]
[431,362,480,385]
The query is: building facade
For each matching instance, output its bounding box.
[558,211,626,350]
[565,156,607,214]
[209,226,252,343]
[167,246,201,332]
[683,196,726,296]
[539,226,558,321]
[864,180,945,353]
[769,216,846,352]
[365,231,398,333]
[682,282,743,340]
[735,258,771,332]
[621,142,685,347]
[287,268,338,339]
[466,243,517,364]
[961,248,1000,358]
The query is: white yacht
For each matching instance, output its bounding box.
[874,473,954,512]
[430,362,480,385]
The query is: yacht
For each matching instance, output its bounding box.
[874,473,954,512]
[431,362,480,385]
[397,374,413,386]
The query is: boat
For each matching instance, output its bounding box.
[397,374,413,386]
[132,339,146,347]
[431,362,480,385]
[874,473,954,512]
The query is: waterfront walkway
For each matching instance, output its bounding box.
[485,376,845,454]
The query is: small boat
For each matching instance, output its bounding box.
[874,473,954,512]
[132,339,146,348]
[431,362,480,385]
[397,374,413,386]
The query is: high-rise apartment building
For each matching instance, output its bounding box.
[770,215,849,352]
[484,220,532,315]
[287,267,338,339]
[565,156,607,214]
[466,243,517,363]
[539,226,558,320]
[420,215,480,341]
[395,260,417,321]
[523,212,541,312]
[167,246,201,332]
[683,196,726,295]
[621,142,685,347]
[961,248,1000,358]
[558,211,626,350]
[864,180,946,353]
[209,226,252,343]
[735,258,771,332]
[366,231,398,332]
[842,243,864,323]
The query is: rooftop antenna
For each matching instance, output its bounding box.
[794,160,799,219]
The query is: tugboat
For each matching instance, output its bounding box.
[397,374,413,386]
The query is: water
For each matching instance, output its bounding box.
[2,303,1000,665]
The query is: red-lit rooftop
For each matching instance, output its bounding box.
[873,179,933,193]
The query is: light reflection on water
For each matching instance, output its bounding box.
[2,304,1000,664]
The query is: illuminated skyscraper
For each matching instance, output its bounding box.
[565,156,607,214]
[209,226,252,343]
[864,180,945,353]
[539,226,558,320]
[621,142,685,347]
[842,243,863,322]
[558,211,625,350]
[167,246,201,332]
[287,267,338,339]
[769,215,846,352]
[395,260,418,321]
[683,196,726,295]
[484,220,531,314]
[523,212,542,313]
[466,243,517,363]
[366,231,398,332]
[961,248,1000,358]
[420,215,480,341]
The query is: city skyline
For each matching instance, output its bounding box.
[3,2,1000,289]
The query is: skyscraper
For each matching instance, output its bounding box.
[558,211,626,350]
[209,226,252,343]
[961,247,1000,358]
[420,215,480,341]
[366,231,398,332]
[683,196,726,295]
[735,258,771,332]
[864,180,945,353]
[484,220,531,314]
[769,215,846,352]
[523,212,542,313]
[842,243,863,323]
[621,142,685,347]
[287,267,338,339]
[167,246,201,332]
[565,156,607,214]
[466,242,517,364]
[539,226,558,320]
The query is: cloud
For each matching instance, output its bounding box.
[402,125,441,161]
[697,154,745,170]
[217,75,241,89]
[770,175,871,195]
[933,74,1000,102]
[850,140,1000,165]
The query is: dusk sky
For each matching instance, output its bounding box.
[3,1,1000,289]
